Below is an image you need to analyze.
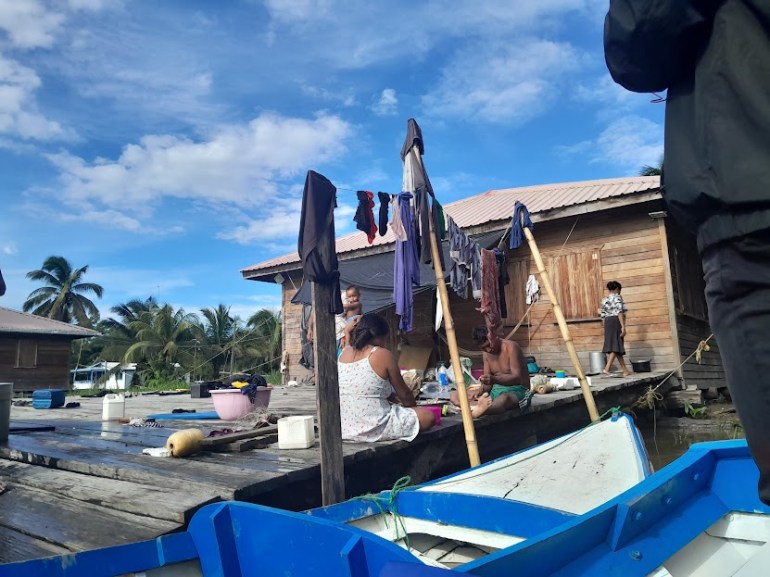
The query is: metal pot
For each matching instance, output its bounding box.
[631,359,651,373]
[588,352,606,375]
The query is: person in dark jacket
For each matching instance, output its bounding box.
[605,0,770,505]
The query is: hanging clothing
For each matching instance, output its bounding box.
[299,303,314,370]
[509,201,534,250]
[429,197,446,270]
[338,347,420,442]
[448,219,470,299]
[297,170,343,314]
[480,248,502,342]
[526,274,540,305]
[390,195,408,241]
[494,248,510,318]
[394,193,420,332]
[377,192,390,236]
[433,198,446,240]
[354,190,377,244]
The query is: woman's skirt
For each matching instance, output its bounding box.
[602,315,626,355]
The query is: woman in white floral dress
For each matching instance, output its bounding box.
[338,314,436,442]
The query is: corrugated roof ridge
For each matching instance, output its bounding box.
[0,306,100,335]
[242,175,660,274]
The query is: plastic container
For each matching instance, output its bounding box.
[278,415,315,449]
[589,352,606,375]
[210,387,272,420]
[631,359,651,373]
[424,405,442,426]
[32,389,66,409]
[0,383,12,442]
[554,370,567,378]
[437,363,448,388]
[102,394,125,421]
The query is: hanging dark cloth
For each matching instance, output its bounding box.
[354,190,377,244]
[299,303,314,370]
[430,197,446,270]
[494,247,510,318]
[510,201,534,250]
[401,118,435,263]
[377,192,390,236]
[297,170,343,314]
[480,248,502,342]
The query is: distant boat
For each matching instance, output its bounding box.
[70,361,137,390]
[0,413,652,576]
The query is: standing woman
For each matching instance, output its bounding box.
[600,280,630,377]
[338,314,435,442]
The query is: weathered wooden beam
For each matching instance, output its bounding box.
[312,223,346,506]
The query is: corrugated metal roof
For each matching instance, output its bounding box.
[0,307,101,337]
[242,175,660,275]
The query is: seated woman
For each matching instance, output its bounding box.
[338,314,436,442]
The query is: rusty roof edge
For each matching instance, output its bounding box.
[242,186,662,281]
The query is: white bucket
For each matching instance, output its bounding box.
[0,383,12,442]
[102,394,125,421]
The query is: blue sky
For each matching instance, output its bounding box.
[0,0,664,322]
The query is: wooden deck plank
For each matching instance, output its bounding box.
[0,525,72,564]
[0,485,177,552]
[0,459,220,523]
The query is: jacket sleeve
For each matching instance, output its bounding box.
[604,0,721,93]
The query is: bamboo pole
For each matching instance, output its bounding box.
[522,226,600,422]
[413,148,481,467]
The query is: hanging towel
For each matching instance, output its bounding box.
[377,192,390,236]
[480,248,502,342]
[354,190,377,244]
[510,201,534,250]
[390,195,408,241]
[526,274,540,305]
[297,170,343,314]
[494,247,510,318]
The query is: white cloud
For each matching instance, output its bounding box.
[45,112,354,228]
[1,242,17,255]
[594,116,663,169]
[0,55,73,140]
[422,39,580,124]
[560,115,663,172]
[372,88,398,116]
[0,1,65,49]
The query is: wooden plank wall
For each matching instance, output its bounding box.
[676,315,725,389]
[0,337,73,393]
[486,207,677,373]
[278,205,680,378]
[282,272,313,383]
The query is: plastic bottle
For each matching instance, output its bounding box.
[437,362,449,389]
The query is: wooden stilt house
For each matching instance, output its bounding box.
[242,176,724,391]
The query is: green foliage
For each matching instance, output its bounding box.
[24,256,104,327]
[683,400,708,419]
[134,377,190,392]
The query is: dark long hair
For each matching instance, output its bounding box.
[348,314,389,350]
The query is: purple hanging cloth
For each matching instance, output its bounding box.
[394,192,420,332]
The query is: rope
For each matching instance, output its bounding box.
[631,333,714,410]
[359,476,413,550]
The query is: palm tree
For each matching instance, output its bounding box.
[125,305,198,382]
[639,155,664,176]
[199,304,237,377]
[98,297,160,364]
[247,308,282,373]
[24,256,104,327]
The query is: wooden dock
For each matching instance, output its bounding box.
[0,371,675,563]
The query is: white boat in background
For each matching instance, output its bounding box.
[70,361,136,390]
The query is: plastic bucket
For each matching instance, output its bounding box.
[102,394,125,421]
[589,352,606,375]
[424,405,442,426]
[0,383,12,442]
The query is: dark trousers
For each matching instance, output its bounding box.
[702,229,770,505]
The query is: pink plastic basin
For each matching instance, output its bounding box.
[471,369,484,380]
[210,387,272,420]
[424,405,442,426]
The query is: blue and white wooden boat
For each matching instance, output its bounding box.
[457,439,770,577]
[0,413,651,576]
